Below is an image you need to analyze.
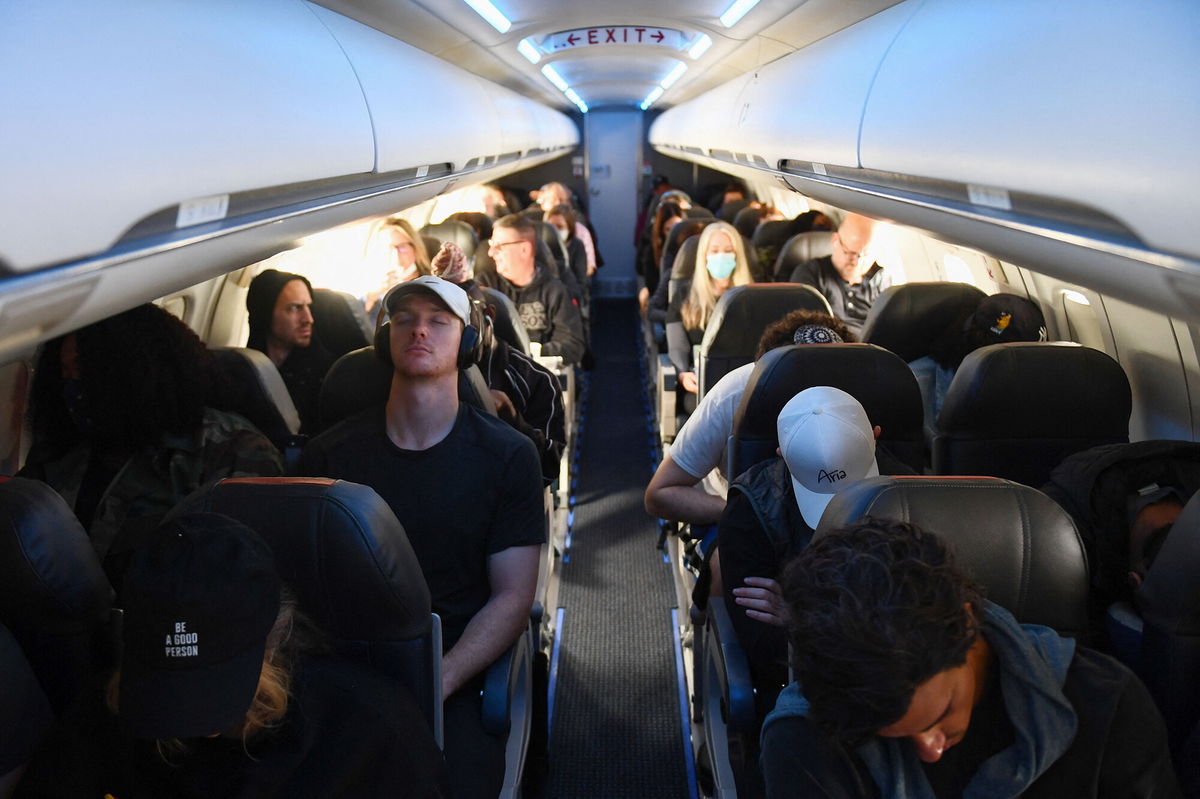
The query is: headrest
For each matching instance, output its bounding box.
[701,284,833,357]
[663,218,712,274]
[684,206,714,218]
[1138,489,1200,635]
[310,289,370,360]
[772,231,833,279]
[940,343,1131,438]
[751,219,793,250]
[818,476,1090,638]
[209,347,301,441]
[0,478,113,634]
[420,235,441,258]
[733,206,762,239]
[420,220,479,259]
[716,198,750,223]
[171,478,430,641]
[318,347,392,431]
[861,282,987,363]
[730,344,924,476]
[480,288,531,355]
[670,236,702,283]
[448,212,493,243]
[318,347,497,430]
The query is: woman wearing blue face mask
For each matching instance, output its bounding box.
[666,221,754,410]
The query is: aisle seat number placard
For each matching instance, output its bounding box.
[546,27,684,51]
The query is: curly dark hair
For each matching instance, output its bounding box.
[755,309,857,359]
[29,304,216,453]
[780,517,983,742]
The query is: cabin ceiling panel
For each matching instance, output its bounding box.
[314,0,900,111]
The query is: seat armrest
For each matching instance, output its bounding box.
[658,354,678,443]
[705,600,757,734]
[482,626,533,735]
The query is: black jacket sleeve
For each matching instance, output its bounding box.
[538,283,585,364]
[760,715,879,799]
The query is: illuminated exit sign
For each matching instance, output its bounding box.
[545,27,685,51]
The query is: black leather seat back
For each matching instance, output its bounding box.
[773,231,833,281]
[861,282,987,363]
[661,218,712,278]
[817,475,1090,638]
[733,206,762,239]
[0,621,53,784]
[934,343,1131,487]
[717,198,750,223]
[171,477,440,730]
[447,212,493,244]
[209,347,302,448]
[310,288,370,360]
[0,477,114,714]
[319,347,495,431]
[1135,490,1200,745]
[480,287,532,356]
[729,344,924,479]
[420,220,479,261]
[699,284,833,396]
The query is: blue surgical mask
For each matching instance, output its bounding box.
[706,252,736,280]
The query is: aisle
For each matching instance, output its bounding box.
[545,299,694,799]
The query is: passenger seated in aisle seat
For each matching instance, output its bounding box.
[545,203,591,307]
[246,269,333,434]
[433,242,566,485]
[787,213,888,333]
[720,387,913,698]
[908,293,1046,445]
[666,221,754,408]
[362,217,432,322]
[646,311,855,527]
[298,276,544,799]
[638,200,688,312]
[476,214,586,365]
[19,304,283,587]
[760,519,1181,799]
[15,513,448,799]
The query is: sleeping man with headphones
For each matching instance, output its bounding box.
[299,274,544,799]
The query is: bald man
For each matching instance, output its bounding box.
[788,213,889,333]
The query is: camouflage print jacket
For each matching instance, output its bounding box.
[21,407,283,583]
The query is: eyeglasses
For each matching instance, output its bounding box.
[488,239,526,251]
[837,238,864,262]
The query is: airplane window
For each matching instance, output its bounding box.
[942,253,975,284]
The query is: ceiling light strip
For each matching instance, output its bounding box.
[517,38,541,64]
[461,0,511,33]
[660,62,688,89]
[720,0,760,28]
[688,34,713,60]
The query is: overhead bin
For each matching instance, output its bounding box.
[0,0,576,358]
[650,0,1200,324]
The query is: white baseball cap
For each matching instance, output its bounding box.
[777,386,879,529]
[382,275,471,327]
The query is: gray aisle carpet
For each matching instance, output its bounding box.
[546,299,692,799]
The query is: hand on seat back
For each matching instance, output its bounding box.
[731,576,788,627]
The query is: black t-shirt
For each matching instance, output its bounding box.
[16,655,448,799]
[278,344,333,434]
[299,403,545,647]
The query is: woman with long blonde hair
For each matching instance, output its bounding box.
[363,216,432,319]
[666,221,753,404]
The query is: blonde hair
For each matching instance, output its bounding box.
[366,217,432,275]
[681,221,753,330]
[107,590,318,759]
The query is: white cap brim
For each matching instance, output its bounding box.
[791,458,879,529]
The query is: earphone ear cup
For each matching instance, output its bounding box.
[457,324,481,369]
[374,321,392,366]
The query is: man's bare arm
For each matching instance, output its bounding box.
[441,544,541,698]
[644,455,726,526]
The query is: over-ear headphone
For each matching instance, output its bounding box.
[374,300,483,370]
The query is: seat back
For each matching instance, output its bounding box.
[421,220,479,262]
[310,288,370,360]
[0,477,115,714]
[818,476,1091,638]
[448,212,493,244]
[716,198,750,223]
[729,343,924,479]
[1136,490,1200,746]
[667,235,701,304]
[661,218,712,278]
[0,621,54,793]
[732,206,762,239]
[209,347,302,446]
[698,284,833,398]
[319,347,496,431]
[772,231,833,281]
[934,342,1131,487]
[421,234,441,258]
[481,287,532,356]
[171,477,442,739]
[861,282,987,363]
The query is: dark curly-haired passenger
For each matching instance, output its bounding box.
[20,304,283,586]
[759,517,1181,798]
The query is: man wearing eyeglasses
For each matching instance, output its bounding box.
[478,214,585,365]
[787,213,889,334]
